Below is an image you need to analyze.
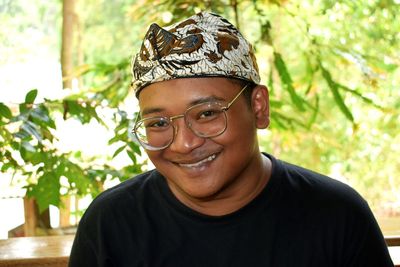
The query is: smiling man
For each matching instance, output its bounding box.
[69,12,393,267]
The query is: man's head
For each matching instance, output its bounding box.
[131,12,270,214]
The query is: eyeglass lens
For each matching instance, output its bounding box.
[135,102,228,150]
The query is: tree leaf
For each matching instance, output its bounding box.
[27,173,60,213]
[62,161,91,195]
[20,142,46,165]
[14,130,30,140]
[126,150,137,164]
[128,141,141,156]
[31,106,56,129]
[21,121,43,142]
[320,64,354,122]
[337,84,385,110]
[25,89,38,104]
[306,95,319,129]
[112,144,126,158]
[21,141,36,153]
[19,103,28,114]
[267,67,274,94]
[273,52,305,111]
[0,103,12,119]
[1,162,14,172]
[108,134,123,145]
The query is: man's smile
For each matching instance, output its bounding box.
[176,153,218,168]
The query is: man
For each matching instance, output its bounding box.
[69,12,393,266]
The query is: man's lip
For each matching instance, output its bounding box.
[177,153,218,168]
[172,152,219,166]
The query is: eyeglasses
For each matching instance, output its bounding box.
[132,84,250,151]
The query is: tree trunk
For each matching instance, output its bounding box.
[59,0,77,224]
[231,0,240,30]
[61,0,76,90]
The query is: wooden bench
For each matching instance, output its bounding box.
[0,235,399,266]
[0,235,74,267]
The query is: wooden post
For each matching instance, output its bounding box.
[59,196,71,227]
[23,197,51,236]
[23,197,38,236]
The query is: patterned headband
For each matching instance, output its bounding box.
[131,12,260,97]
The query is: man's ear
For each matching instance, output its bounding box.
[251,85,270,129]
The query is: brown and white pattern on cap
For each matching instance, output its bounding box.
[131,12,260,96]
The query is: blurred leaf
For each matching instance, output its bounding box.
[65,100,106,126]
[27,173,60,213]
[120,164,142,181]
[14,130,30,140]
[22,149,46,165]
[267,67,274,94]
[19,103,29,114]
[115,118,129,133]
[11,141,19,150]
[1,162,15,172]
[21,121,43,142]
[269,99,284,108]
[128,141,141,156]
[31,106,56,129]
[21,141,35,153]
[320,64,355,123]
[0,103,12,119]
[273,52,306,111]
[260,20,272,44]
[126,149,137,164]
[271,111,303,130]
[108,134,122,145]
[306,95,319,129]
[25,89,38,104]
[61,160,93,195]
[112,144,126,158]
[337,84,385,110]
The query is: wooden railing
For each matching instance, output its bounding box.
[386,235,400,247]
[0,235,399,266]
[387,236,400,267]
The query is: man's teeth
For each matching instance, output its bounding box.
[180,154,216,168]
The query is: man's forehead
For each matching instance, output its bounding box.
[138,78,236,114]
[139,95,225,117]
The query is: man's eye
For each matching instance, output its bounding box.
[199,110,215,118]
[145,120,169,128]
[197,109,222,121]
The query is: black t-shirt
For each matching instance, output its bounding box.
[69,154,393,266]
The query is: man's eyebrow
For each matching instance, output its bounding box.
[141,107,165,117]
[189,95,225,106]
[141,95,226,116]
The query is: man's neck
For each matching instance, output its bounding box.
[168,154,272,216]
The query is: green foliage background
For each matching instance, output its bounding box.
[0,0,399,218]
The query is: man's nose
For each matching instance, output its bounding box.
[168,119,205,153]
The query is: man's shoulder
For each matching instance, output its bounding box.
[267,155,392,266]
[271,156,369,214]
[80,170,160,221]
[99,170,157,198]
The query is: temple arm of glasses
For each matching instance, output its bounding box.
[225,83,250,110]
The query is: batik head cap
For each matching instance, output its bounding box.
[131,11,260,97]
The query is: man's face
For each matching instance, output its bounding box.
[138,77,269,204]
